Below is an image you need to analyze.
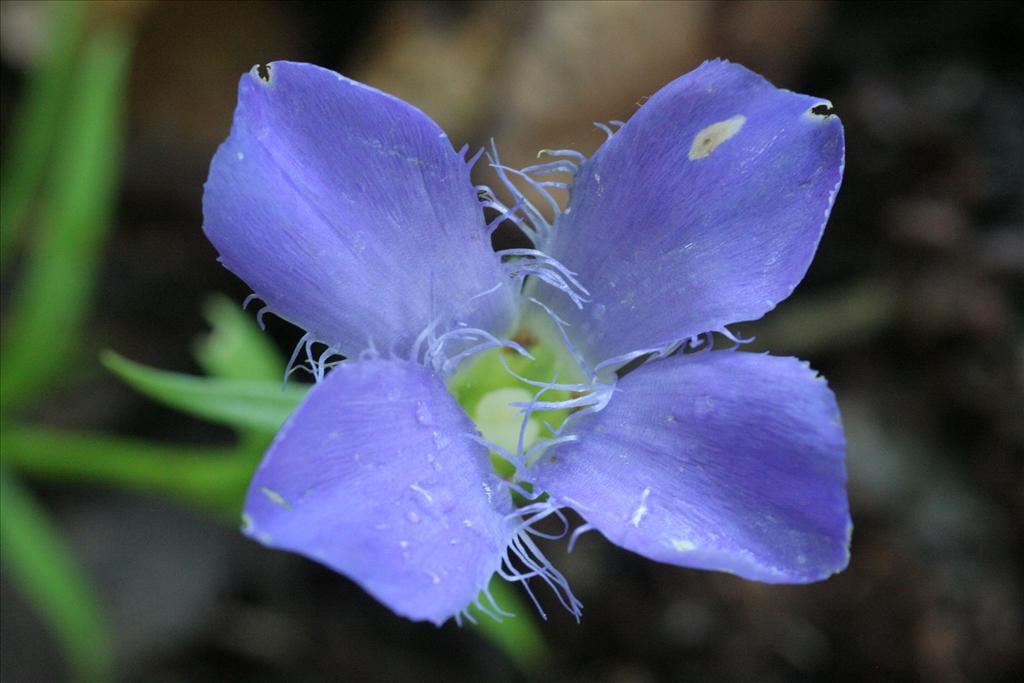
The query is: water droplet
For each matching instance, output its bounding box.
[386,387,400,401]
[415,401,434,426]
[352,231,368,253]
[449,538,460,545]
[593,303,606,319]
[406,511,421,524]
[630,487,651,527]
[432,431,451,450]
[423,452,441,472]
[399,540,409,548]
[409,484,434,504]
[693,395,714,419]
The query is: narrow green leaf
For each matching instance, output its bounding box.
[468,576,548,672]
[102,351,306,434]
[0,1,88,265]
[1,29,132,411]
[1,425,257,516]
[0,469,114,683]
[193,294,285,383]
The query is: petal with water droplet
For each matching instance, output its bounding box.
[243,358,515,624]
[534,351,850,583]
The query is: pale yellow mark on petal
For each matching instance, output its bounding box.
[688,115,747,161]
[260,486,291,509]
[672,538,698,552]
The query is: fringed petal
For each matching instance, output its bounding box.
[203,62,515,359]
[533,352,850,583]
[537,60,845,371]
[243,358,515,625]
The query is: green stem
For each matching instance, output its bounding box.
[1,425,257,518]
[0,1,88,266]
[1,468,114,683]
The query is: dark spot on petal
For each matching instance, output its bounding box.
[811,103,834,117]
[256,64,272,82]
[510,330,538,349]
[616,352,654,378]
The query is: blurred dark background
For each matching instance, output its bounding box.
[1,1,1021,681]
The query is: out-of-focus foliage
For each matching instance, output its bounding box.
[467,577,547,674]
[1,24,131,410]
[0,2,86,265]
[3,426,254,517]
[101,351,304,435]
[194,295,286,383]
[1,5,132,681]
[0,471,112,683]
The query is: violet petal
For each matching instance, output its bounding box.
[203,62,515,357]
[534,351,850,583]
[243,358,514,624]
[538,60,844,369]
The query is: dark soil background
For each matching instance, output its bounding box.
[2,2,1021,682]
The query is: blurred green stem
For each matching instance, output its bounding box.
[0,1,88,266]
[0,468,113,683]
[469,577,548,672]
[1,28,132,412]
[1,426,257,518]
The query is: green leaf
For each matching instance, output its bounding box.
[193,294,285,383]
[102,351,306,435]
[0,1,88,265]
[0,469,114,683]
[1,29,132,411]
[1,425,256,516]
[468,576,548,672]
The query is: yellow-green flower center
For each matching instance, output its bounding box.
[447,325,582,477]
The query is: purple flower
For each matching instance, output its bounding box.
[203,60,849,625]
